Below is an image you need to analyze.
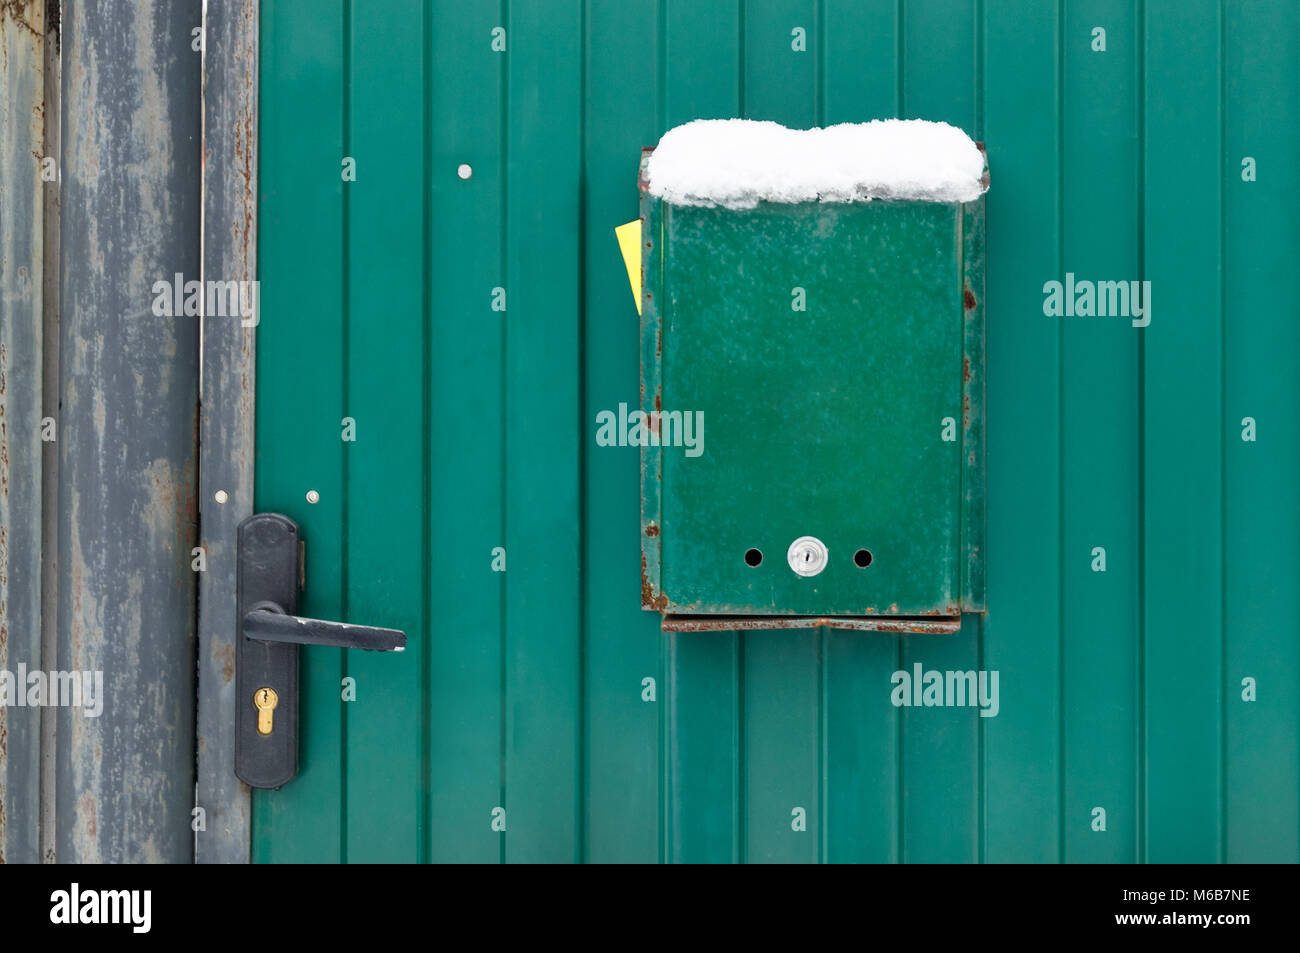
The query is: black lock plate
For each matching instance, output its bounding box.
[235,513,301,788]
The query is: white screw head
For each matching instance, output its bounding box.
[306,490,320,504]
[787,536,829,577]
[457,163,473,180]
[214,490,228,504]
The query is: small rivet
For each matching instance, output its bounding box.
[214,490,228,504]
[457,163,473,180]
[306,490,320,504]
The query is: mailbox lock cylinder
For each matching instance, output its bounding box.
[787,536,829,577]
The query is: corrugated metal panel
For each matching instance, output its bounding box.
[56,0,201,863]
[2,0,207,866]
[254,0,1300,862]
[0,0,51,866]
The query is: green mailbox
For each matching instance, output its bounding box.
[639,120,988,633]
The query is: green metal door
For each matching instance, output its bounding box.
[254,0,1300,862]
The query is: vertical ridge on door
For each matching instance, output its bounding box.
[660,0,744,865]
[428,0,508,864]
[343,0,426,863]
[583,0,664,863]
[1223,0,1300,863]
[254,0,346,864]
[735,0,822,865]
[897,0,982,864]
[502,0,585,864]
[821,0,905,864]
[1142,0,1225,863]
[1061,0,1141,864]
[981,0,1066,864]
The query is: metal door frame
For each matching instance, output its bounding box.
[196,0,261,864]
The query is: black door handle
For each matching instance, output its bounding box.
[243,604,406,652]
[234,513,406,789]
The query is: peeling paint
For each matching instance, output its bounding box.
[0,0,48,865]
[54,0,201,864]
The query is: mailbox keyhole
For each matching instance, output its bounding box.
[744,548,763,567]
[854,548,873,568]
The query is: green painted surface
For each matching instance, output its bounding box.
[644,198,974,617]
[255,0,1300,863]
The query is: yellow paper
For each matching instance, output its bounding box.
[614,220,642,315]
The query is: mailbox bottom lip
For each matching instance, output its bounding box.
[659,613,963,634]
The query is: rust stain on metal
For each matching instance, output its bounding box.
[235,0,256,267]
[1,344,9,498]
[975,142,990,190]
[77,793,97,841]
[214,640,236,686]
[638,146,654,192]
[644,522,659,537]
[661,614,960,634]
[964,287,976,311]
[640,554,666,611]
[0,0,41,39]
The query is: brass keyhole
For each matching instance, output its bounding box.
[254,686,279,735]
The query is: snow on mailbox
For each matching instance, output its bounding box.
[634,119,988,633]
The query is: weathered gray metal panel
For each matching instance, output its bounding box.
[56,0,201,863]
[38,0,61,865]
[197,0,257,864]
[0,0,49,866]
